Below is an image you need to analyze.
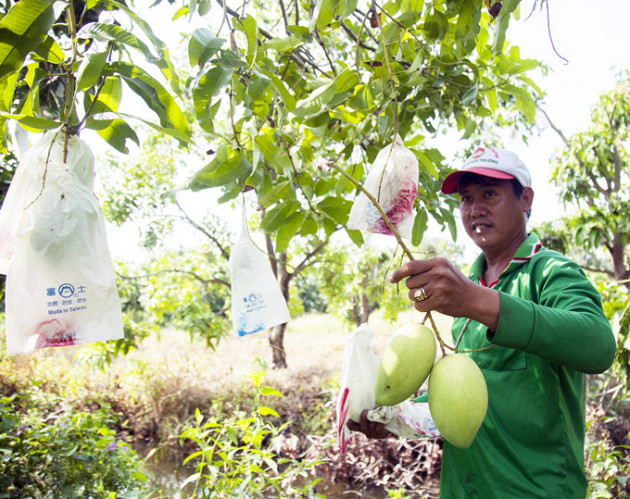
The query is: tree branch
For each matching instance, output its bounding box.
[539,105,608,198]
[291,239,329,277]
[340,21,376,52]
[173,199,231,261]
[117,269,230,288]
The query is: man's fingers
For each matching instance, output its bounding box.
[346,418,360,432]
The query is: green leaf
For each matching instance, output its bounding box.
[415,149,439,177]
[189,145,252,190]
[340,0,358,19]
[261,200,300,233]
[461,83,479,106]
[85,117,139,154]
[262,36,303,53]
[293,80,336,118]
[0,72,19,112]
[317,197,351,225]
[76,51,108,91]
[107,61,189,136]
[411,209,428,246]
[260,386,283,397]
[258,406,280,417]
[0,0,54,81]
[31,35,64,65]
[235,15,258,67]
[79,22,157,65]
[335,69,360,94]
[424,8,448,41]
[0,112,59,131]
[504,84,535,124]
[84,76,122,114]
[455,0,481,54]
[311,0,334,31]
[259,179,292,208]
[492,0,519,54]
[300,215,318,236]
[275,211,305,253]
[346,228,364,246]
[255,132,292,173]
[193,66,233,133]
[400,0,424,13]
[260,70,296,111]
[188,28,225,68]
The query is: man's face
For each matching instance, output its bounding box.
[458,176,533,254]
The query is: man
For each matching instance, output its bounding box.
[348,146,616,498]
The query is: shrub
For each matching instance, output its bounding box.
[0,393,148,498]
[178,370,324,498]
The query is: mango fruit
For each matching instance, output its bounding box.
[374,323,437,406]
[428,354,488,449]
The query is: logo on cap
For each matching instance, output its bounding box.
[471,147,486,159]
[471,147,500,160]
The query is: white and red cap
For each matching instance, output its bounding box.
[441,146,532,194]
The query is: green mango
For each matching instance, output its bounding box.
[428,354,488,449]
[374,323,437,406]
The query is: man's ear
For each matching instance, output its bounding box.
[521,186,534,212]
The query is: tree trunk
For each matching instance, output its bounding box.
[262,238,329,368]
[610,234,630,290]
[269,322,288,369]
[361,291,372,324]
[269,252,291,368]
[351,296,361,326]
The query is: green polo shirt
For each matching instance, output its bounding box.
[436,233,616,498]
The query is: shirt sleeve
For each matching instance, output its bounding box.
[489,255,616,374]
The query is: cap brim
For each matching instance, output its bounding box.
[441,167,516,194]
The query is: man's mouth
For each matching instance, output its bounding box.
[472,222,493,233]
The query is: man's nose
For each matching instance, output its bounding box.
[470,198,486,217]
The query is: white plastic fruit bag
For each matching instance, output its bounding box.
[337,323,379,452]
[347,134,418,240]
[0,132,124,355]
[337,324,440,452]
[228,206,290,337]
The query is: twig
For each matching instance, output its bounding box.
[327,158,494,355]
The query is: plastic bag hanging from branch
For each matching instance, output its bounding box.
[0,132,124,355]
[347,134,419,240]
[228,203,291,337]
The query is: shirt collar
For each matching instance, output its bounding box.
[469,233,544,285]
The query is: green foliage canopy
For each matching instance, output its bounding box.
[183,0,542,250]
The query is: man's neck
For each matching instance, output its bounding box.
[482,232,528,285]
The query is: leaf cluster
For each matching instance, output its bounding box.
[0,0,190,152]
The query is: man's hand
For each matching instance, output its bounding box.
[390,257,499,330]
[346,409,395,439]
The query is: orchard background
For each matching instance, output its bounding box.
[0,0,628,497]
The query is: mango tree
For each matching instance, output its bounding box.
[182,0,541,365]
[539,72,630,388]
[0,0,541,367]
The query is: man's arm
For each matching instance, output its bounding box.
[490,257,616,374]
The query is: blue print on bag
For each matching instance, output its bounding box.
[236,292,267,336]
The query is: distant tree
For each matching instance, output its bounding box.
[539,72,630,389]
[307,237,464,326]
[541,72,630,289]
